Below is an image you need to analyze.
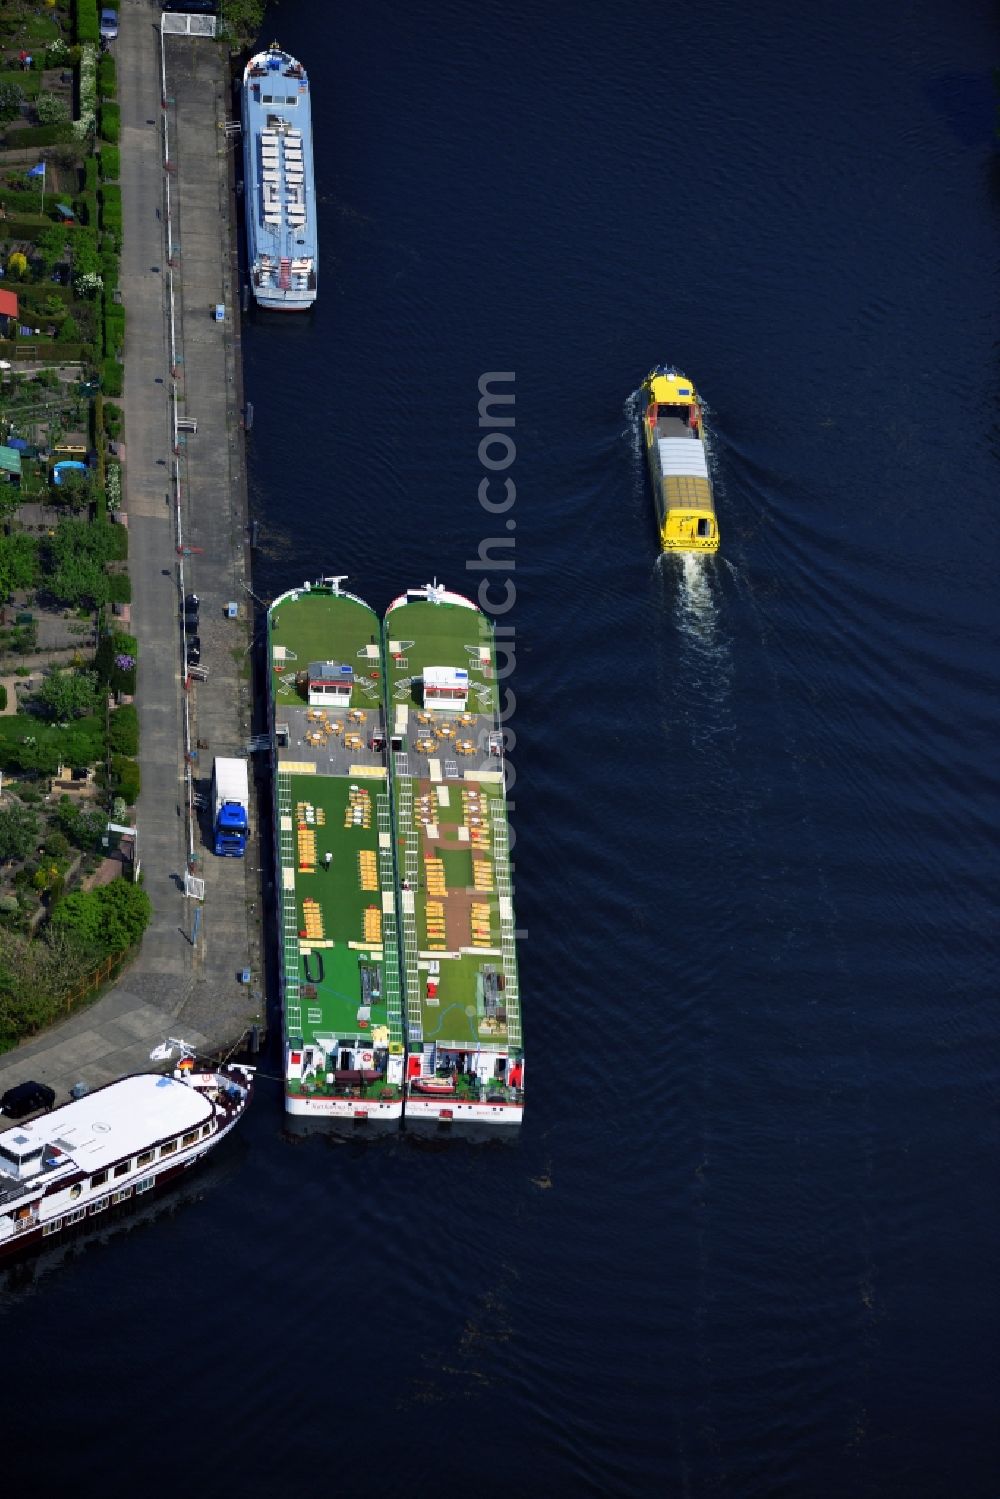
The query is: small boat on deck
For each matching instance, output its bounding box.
[640,366,720,553]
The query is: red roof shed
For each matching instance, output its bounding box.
[0,290,18,318]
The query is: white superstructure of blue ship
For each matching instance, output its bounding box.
[242,43,317,311]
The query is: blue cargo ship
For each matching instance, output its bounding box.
[241,43,317,311]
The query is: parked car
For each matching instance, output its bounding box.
[186,635,201,667]
[1,1080,56,1118]
[100,8,118,39]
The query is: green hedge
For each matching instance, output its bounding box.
[110,755,140,803]
[0,189,58,213]
[84,154,98,194]
[101,357,123,397]
[0,122,75,149]
[99,183,121,233]
[99,103,119,145]
[0,215,49,239]
[75,0,100,44]
[106,570,131,604]
[76,190,98,227]
[108,703,137,755]
[103,400,123,438]
[103,308,124,357]
[97,54,116,101]
[0,341,86,362]
[6,282,73,311]
[96,630,136,695]
[100,145,119,181]
[100,250,118,290]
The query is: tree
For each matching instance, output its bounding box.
[0,82,24,124]
[34,668,100,721]
[6,252,28,282]
[36,225,68,274]
[51,879,151,956]
[0,532,40,602]
[56,800,108,852]
[0,802,39,862]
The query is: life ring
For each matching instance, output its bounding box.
[360,1050,373,1065]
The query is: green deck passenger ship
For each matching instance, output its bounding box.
[267,578,405,1121]
[384,582,524,1125]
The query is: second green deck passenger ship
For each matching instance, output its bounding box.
[385,582,524,1126]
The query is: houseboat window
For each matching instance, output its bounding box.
[112,1187,132,1204]
[113,1160,131,1178]
[159,1140,177,1157]
[202,1123,212,1137]
[65,1207,85,1225]
[182,1131,198,1146]
[90,1170,108,1188]
[69,1183,82,1200]
[88,1197,109,1216]
[137,1150,154,1168]
[697,519,713,537]
[135,1175,155,1195]
[42,1219,62,1237]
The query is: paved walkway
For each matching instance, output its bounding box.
[0,6,264,1100]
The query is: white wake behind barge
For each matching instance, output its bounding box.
[241,43,317,310]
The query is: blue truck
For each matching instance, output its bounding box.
[212,756,250,857]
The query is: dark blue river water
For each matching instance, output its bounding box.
[4,2,999,1494]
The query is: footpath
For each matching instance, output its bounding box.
[0,3,265,1098]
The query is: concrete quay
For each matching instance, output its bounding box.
[0,4,266,1101]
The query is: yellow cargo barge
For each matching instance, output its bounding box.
[640,367,719,553]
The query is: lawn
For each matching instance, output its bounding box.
[269,589,380,706]
[384,598,498,714]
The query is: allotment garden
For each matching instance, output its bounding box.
[0,0,148,1049]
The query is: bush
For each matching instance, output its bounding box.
[35,94,70,126]
[0,686,6,713]
[101,357,123,397]
[58,314,80,343]
[97,53,116,101]
[99,103,119,145]
[110,755,140,804]
[100,251,118,291]
[108,703,138,755]
[84,156,98,194]
[0,81,25,124]
[43,830,70,859]
[103,401,123,438]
